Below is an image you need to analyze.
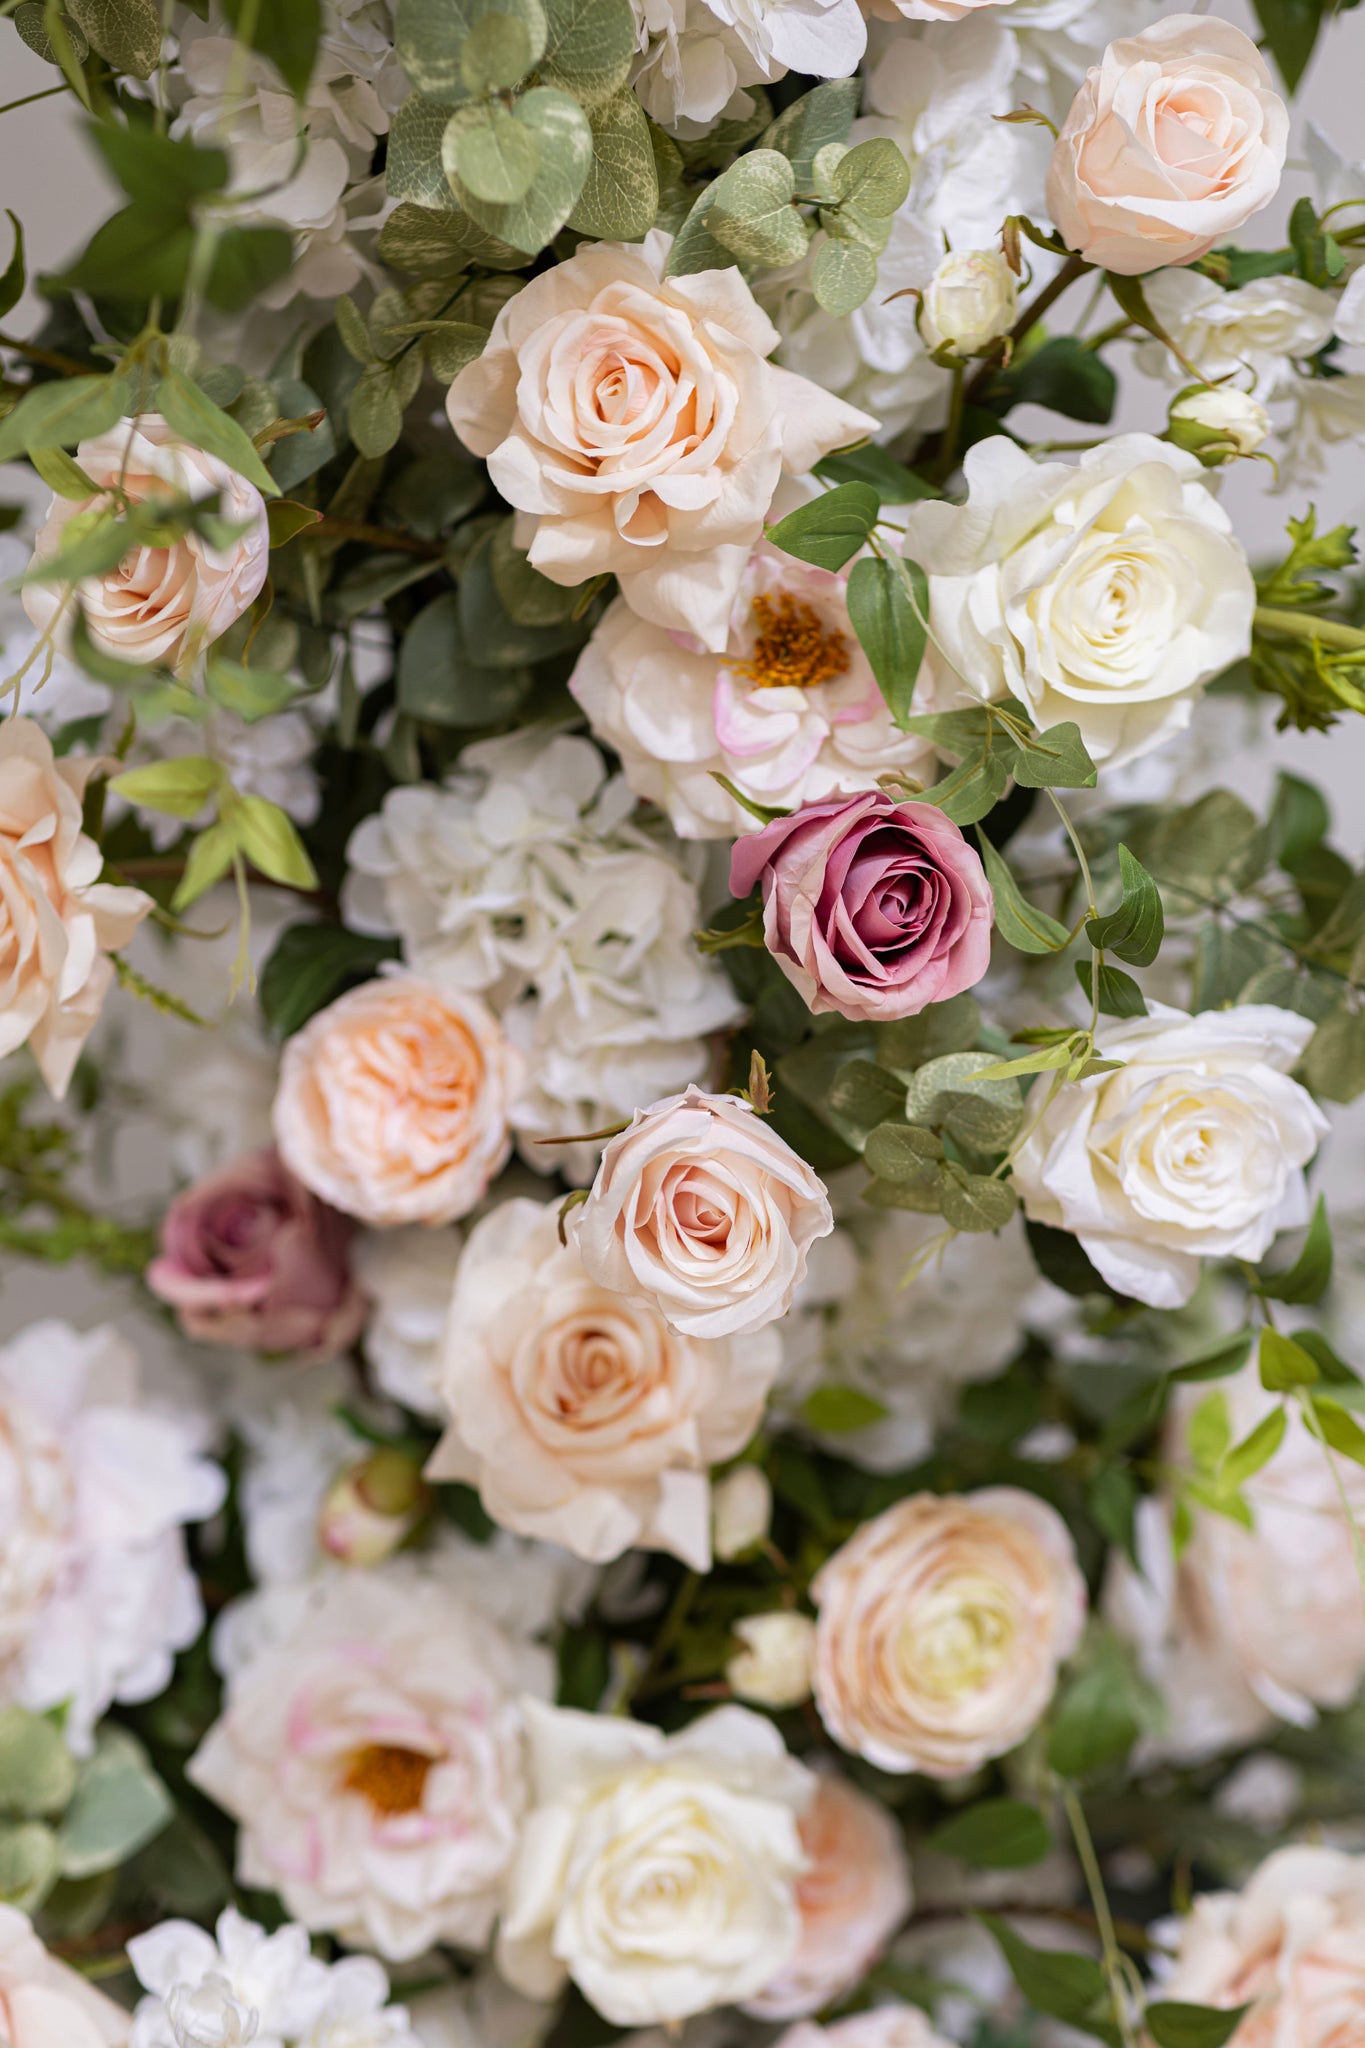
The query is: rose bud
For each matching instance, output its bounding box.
[1168,385,1271,462]
[317,1447,432,1567]
[918,249,1018,357]
[713,1466,774,1561]
[728,1613,816,1709]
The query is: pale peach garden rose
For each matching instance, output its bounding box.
[1046,15,1289,276]
[273,973,518,1227]
[427,1197,783,1570]
[574,1085,834,1340]
[445,233,875,653]
[0,717,152,1098]
[811,1490,1087,1777]
[0,1907,129,2048]
[22,415,269,674]
[776,2005,956,2048]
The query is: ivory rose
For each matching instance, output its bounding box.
[1011,1003,1327,1310]
[810,1490,1086,1777]
[574,1085,834,1339]
[23,415,269,674]
[900,434,1255,767]
[727,1612,816,1709]
[0,1908,129,2048]
[0,717,152,1099]
[445,234,875,652]
[273,974,518,1227]
[427,1197,783,1570]
[497,1700,812,2024]
[730,791,994,1024]
[1046,15,1288,276]
[777,2010,955,2048]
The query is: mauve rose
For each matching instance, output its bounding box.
[729,792,993,1023]
[147,1148,367,1363]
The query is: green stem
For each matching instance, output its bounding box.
[932,362,966,485]
[1060,1783,1140,2048]
[0,82,72,118]
[1254,604,1365,653]
[966,252,1089,402]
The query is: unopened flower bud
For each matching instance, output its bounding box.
[712,1465,772,1561]
[1168,384,1270,462]
[318,1447,430,1567]
[727,1611,816,1709]
[919,249,1019,357]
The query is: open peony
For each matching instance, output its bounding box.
[427,1196,782,1569]
[445,234,874,653]
[0,1907,129,2048]
[1012,1002,1327,1309]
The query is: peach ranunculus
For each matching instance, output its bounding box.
[811,1490,1087,1777]
[777,2007,957,2048]
[1159,1845,1365,2048]
[0,1907,129,2048]
[0,717,152,1099]
[1046,15,1288,277]
[22,415,270,674]
[746,1771,912,2020]
[426,1196,783,1570]
[445,233,876,653]
[574,1085,834,1340]
[272,973,518,1227]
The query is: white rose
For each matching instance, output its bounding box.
[901,435,1255,767]
[354,1225,464,1417]
[1335,262,1365,346]
[575,1086,834,1340]
[1046,15,1288,275]
[918,248,1019,355]
[0,1907,129,2048]
[446,234,874,652]
[23,417,269,674]
[497,1701,812,2025]
[1169,386,1272,461]
[776,2011,955,2048]
[727,1612,816,1708]
[427,1198,782,1570]
[1012,1003,1327,1309]
[1141,270,1336,396]
[810,1489,1087,1777]
[712,1464,773,1560]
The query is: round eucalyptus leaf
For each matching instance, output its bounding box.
[460,8,535,90]
[0,1821,59,1913]
[396,0,546,104]
[0,1708,78,1820]
[812,235,877,315]
[445,104,542,206]
[447,88,592,257]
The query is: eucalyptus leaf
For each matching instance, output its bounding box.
[447,88,592,255]
[705,150,808,268]
[566,88,659,240]
[538,0,636,106]
[811,235,877,315]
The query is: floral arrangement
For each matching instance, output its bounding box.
[7,0,1365,2046]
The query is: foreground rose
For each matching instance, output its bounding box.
[189,1567,552,1961]
[1012,1002,1326,1309]
[427,1197,782,1569]
[811,1490,1086,1776]
[497,1700,811,2024]
[23,415,269,673]
[146,1147,366,1362]
[574,1085,834,1339]
[1046,15,1288,275]
[0,1907,129,2048]
[730,792,993,1023]
[900,435,1255,767]
[1159,1845,1365,2048]
[446,234,874,652]
[273,974,518,1227]
[0,717,152,1099]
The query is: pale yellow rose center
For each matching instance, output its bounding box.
[898,1573,1015,1698]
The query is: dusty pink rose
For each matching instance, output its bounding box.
[729,791,993,1023]
[146,1148,367,1362]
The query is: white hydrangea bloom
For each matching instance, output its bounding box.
[355,1223,463,1416]
[1138,270,1337,397]
[630,0,768,133]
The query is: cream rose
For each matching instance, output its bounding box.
[1141,271,1337,397]
[810,1489,1086,1777]
[0,718,152,1099]
[900,434,1255,767]
[919,248,1018,356]
[574,1085,834,1340]
[23,415,269,674]
[1046,15,1288,276]
[497,1700,812,2025]
[1012,1003,1327,1310]
[273,974,518,1227]
[727,1612,816,1709]
[0,1908,129,2048]
[777,2010,955,2048]
[445,234,875,653]
[427,1197,783,1570]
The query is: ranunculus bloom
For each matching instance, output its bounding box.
[23,415,269,674]
[273,974,518,1228]
[574,1085,834,1340]
[0,1907,129,2048]
[731,791,994,1024]
[1046,15,1288,276]
[0,717,152,1099]
[1159,1845,1365,2048]
[445,234,875,652]
[146,1147,367,1363]
[188,1566,552,1962]
[427,1197,782,1570]
[746,1771,912,2019]
[497,1701,812,2025]
[811,1489,1086,1777]
[777,2008,956,2048]
[1012,1002,1327,1310]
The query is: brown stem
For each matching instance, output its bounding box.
[309,517,446,559]
[966,252,1089,403]
[0,335,96,377]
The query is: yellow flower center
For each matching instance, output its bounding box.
[731,593,850,690]
[341,1743,433,1815]
[900,1575,1015,1699]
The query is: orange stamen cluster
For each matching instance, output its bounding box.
[730,593,850,690]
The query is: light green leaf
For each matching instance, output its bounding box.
[336,293,376,364]
[1221,1406,1287,1492]
[0,374,131,461]
[29,444,98,499]
[538,0,635,106]
[566,88,659,240]
[0,1821,59,1912]
[57,1730,173,1879]
[905,1051,1023,1151]
[233,796,319,891]
[667,174,742,277]
[930,1799,1051,1870]
[766,481,879,571]
[387,96,460,207]
[1255,1196,1333,1305]
[1305,1002,1365,1103]
[844,554,925,730]
[68,0,162,76]
[1187,1389,1232,1472]
[939,1167,1017,1233]
[111,756,224,819]
[347,364,405,458]
[1046,1658,1141,1781]
[705,149,808,267]
[446,102,542,204]
[1311,1394,1365,1466]
[826,1059,909,1136]
[446,88,592,256]
[266,498,323,548]
[460,6,538,89]
[1076,959,1148,1018]
[977,830,1071,954]
[920,746,1011,828]
[801,1385,889,1432]
[831,136,911,218]
[1010,718,1098,790]
[811,235,877,315]
[172,822,238,910]
[14,3,89,65]
[864,1121,943,1186]
[205,661,301,722]
[761,78,859,187]
[1259,1326,1321,1391]
[0,1710,77,1820]
[1086,844,1164,966]
[156,365,279,497]
[396,0,547,103]
[1171,1330,1255,1383]
[424,320,492,382]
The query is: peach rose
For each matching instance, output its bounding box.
[23,415,269,674]
[273,974,518,1227]
[0,717,152,1099]
[0,1907,129,2048]
[1046,15,1288,276]
[811,1490,1087,1777]
[777,2006,956,2048]
[446,233,875,652]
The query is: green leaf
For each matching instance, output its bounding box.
[266,498,323,548]
[0,210,25,324]
[0,1821,59,1912]
[206,226,294,313]
[67,0,161,76]
[831,136,911,218]
[1076,960,1147,1018]
[1253,0,1323,89]
[1171,1330,1255,1383]
[905,1051,1023,1152]
[1086,845,1164,967]
[29,444,98,499]
[1305,1003,1365,1103]
[939,1167,1017,1232]
[1145,2003,1252,2048]
[1026,1219,1117,1299]
[387,96,460,206]
[863,1120,942,1184]
[222,0,321,94]
[761,79,858,186]
[89,123,228,207]
[1259,1327,1321,1391]
[538,0,635,106]
[875,992,979,1068]
[566,87,658,239]
[233,796,319,891]
[1310,1394,1365,1467]
[1255,1196,1333,1305]
[977,830,1070,954]
[57,1729,173,1878]
[0,1709,77,1820]
[1046,1660,1140,1780]
[447,102,541,203]
[447,87,592,255]
[844,554,926,730]
[347,363,404,458]
[814,445,937,503]
[458,526,588,665]
[922,747,1011,827]
[705,150,807,268]
[1290,1328,1360,1385]
[14,3,88,65]
[1187,1388,1232,1472]
[156,365,279,497]
[172,821,238,910]
[111,756,224,819]
[1010,719,1098,791]
[810,233,877,314]
[801,1384,890,1433]
[667,174,744,277]
[978,1915,1116,2041]
[397,590,535,726]
[988,335,1116,426]
[206,660,301,722]
[825,1058,908,1134]
[767,482,879,572]
[1221,1405,1287,1492]
[0,374,130,460]
[396,0,548,102]
[930,1799,1051,1870]
[259,922,401,1039]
